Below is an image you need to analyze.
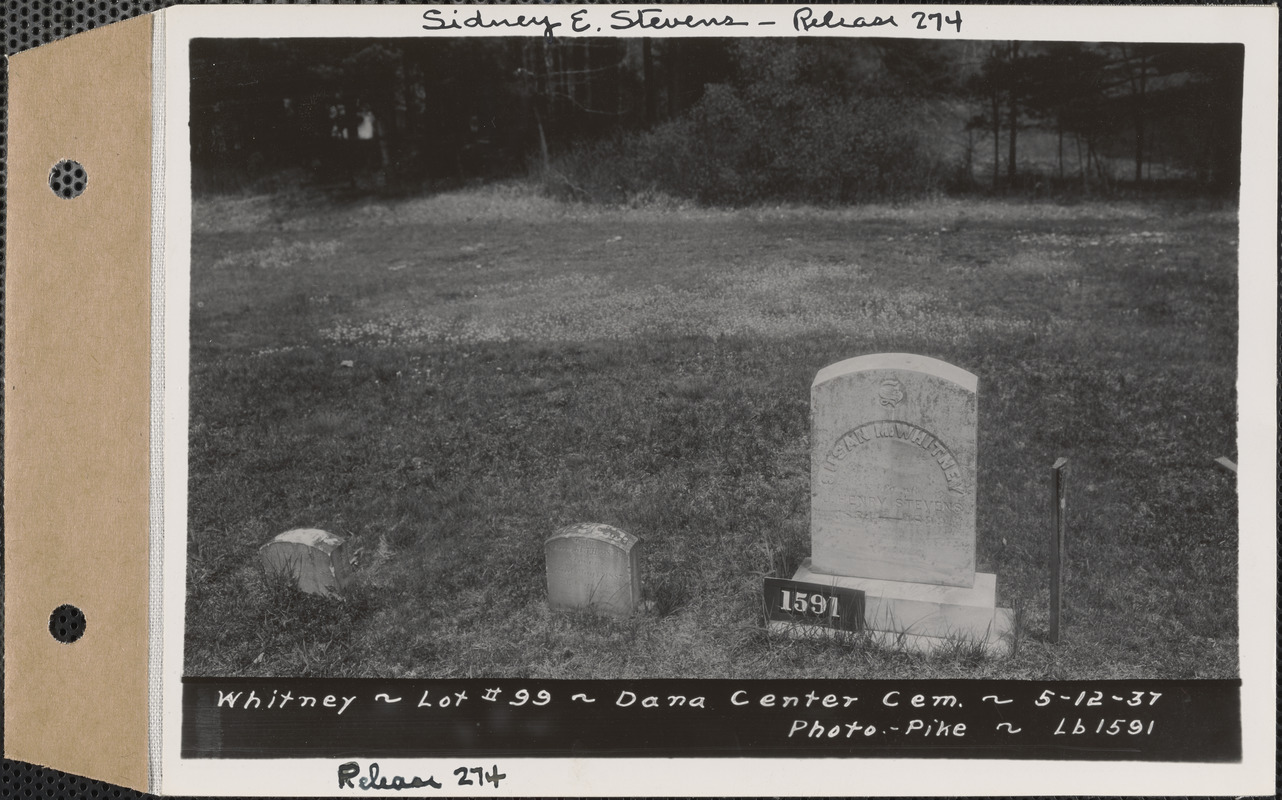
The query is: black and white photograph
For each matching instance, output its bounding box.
[157,4,1273,792]
[184,31,1242,680]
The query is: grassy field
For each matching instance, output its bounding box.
[184,184,1238,680]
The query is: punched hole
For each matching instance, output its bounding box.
[49,604,87,644]
[49,159,88,199]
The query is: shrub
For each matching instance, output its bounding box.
[546,80,945,207]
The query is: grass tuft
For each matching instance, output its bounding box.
[650,572,693,619]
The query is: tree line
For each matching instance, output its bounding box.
[191,37,1243,202]
[965,41,1242,192]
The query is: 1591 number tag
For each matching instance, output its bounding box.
[764,577,865,631]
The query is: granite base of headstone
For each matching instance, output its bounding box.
[259,528,354,598]
[770,353,1013,656]
[545,523,641,617]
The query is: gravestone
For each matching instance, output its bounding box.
[545,523,641,616]
[259,528,354,598]
[773,354,1013,654]
[811,352,977,586]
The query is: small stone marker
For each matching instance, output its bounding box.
[770,353,1013,655]
[545,523,641,616]
[259,528,354,597]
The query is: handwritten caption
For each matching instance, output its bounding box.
[419,7,963,38]
[184,678,1241,763]
[214,684,1164,742]
[338,761,506,792]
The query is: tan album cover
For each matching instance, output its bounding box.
[5,4,1277,795]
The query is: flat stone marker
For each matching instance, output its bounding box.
[259,528,354,598]
[811,353,977,587]
[772,353,1012,655]
[545,523,641,616]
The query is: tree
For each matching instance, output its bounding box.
[1137,43,1243,189]
[1021,44,1110,185]
[1005,41,1021,183]
[964,44,1010,189]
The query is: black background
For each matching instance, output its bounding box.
[183,678,1241,761]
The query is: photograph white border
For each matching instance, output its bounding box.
[155,5,1278,795]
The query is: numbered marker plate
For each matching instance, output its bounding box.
[764,578,865,632]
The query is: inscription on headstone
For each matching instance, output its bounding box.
[259,528,354,597]
[545,523,641,617]
[810,353,978,587]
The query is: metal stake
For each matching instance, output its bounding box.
[1050,457,1069,644]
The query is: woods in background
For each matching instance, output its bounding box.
[190,37,1243,203]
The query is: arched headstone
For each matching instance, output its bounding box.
[545,523,641,616]
[810,352,978,587]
